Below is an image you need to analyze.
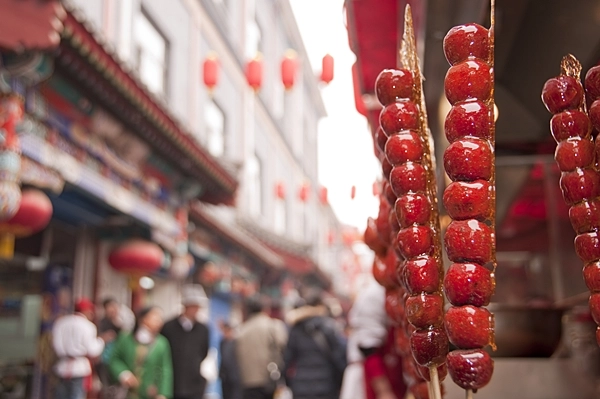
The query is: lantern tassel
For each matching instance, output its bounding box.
[0,233,15,259]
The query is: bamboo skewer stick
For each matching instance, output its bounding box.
[429,366,442,399]
[466,389,474,399]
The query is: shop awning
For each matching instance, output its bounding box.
[237,219,332,291]
[345,0,425,127]
[0,0,238,205]
[189,203,285,271]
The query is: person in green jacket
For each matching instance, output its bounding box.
[109,306,173,399]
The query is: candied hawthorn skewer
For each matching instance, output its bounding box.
[441,11,496,395]
[376,5,447,398]
[542,55,600,346]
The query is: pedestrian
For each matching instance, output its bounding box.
[340,278,406,399]
[219,321,242,399]
[283,291,347,399]
[235,296,287,399]
[161,284,210,399]
[52,297,105,399]
[109,306,173,399]
[97,298,122,387]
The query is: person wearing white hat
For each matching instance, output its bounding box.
[161,285,210,399]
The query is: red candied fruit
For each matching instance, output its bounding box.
[381,156,393,180]
[402,357,421,386]
[376,68,415,106]
[410,327,449,367]
[444,263,494,307]
[417,363,448,382]
[555,138,595,172]
[444,305,493,349]
[375,126,388,153]
[380,101,420,136]
[443,23,490,66]
[550,110,592,142]
[585,65,600,103]
[447,349,494,390]
[405,293,444,329]
[569,199,600,234]
[444,138,493,182]
[395,194,431,228]
[575,231,600,264]
[396,225,434,259]
[385,130,423,166]
[403,256,441,295]
[444,60,492,105]
[389,210,400,240]
[444,220,494,264]
[372,250,401,289]
[445,100,491,143]
[583,262,600,292]
[363,217,387,257]
[385,288,407,325]
[443,180,492,221]
[395,328,412,357]
[589,99,600,132]
[376,199,392,245]
[389,163,428,197]
[590,293,600,325]
[541,75,584,114]
[559,168,600,205]
[383,181,397,206]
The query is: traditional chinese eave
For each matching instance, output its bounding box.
[189,203,285,271]
[237,218,320,276]
[0,0,238,205]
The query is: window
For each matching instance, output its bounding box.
[134,9,168,96]
[205,100,226,157]
[247,154,263,216]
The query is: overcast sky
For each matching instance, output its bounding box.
[290,0,381,231]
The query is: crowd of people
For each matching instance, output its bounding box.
[49,280,404,399]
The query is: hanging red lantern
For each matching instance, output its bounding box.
[0,188,53,259]
[246,56,263,91]
[299,182,310,202]
[281,49,297,90]
[352,63,367,116]
[321,54,334,84]
[275,181,286,200]
[108,240,165,276]
[319,186,328,205]
[203,53,219,91]
[351,185,357,200]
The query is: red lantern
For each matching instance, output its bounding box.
[275,181,286,200]
[0,188,53,259]
[351,185,357,200]
[352,63,367,116]
[281,50,297,90]
[319,186,328,205]
[203,53,219,90]
[321,54,334,84]
[299,182,310,202]
[246,57,263,91]
[108,240,165,276]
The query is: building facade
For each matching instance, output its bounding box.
[0,0,355,397]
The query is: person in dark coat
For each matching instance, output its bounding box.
[219,321,242,399]
[283,292,347,399]
[161,285,210,399]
